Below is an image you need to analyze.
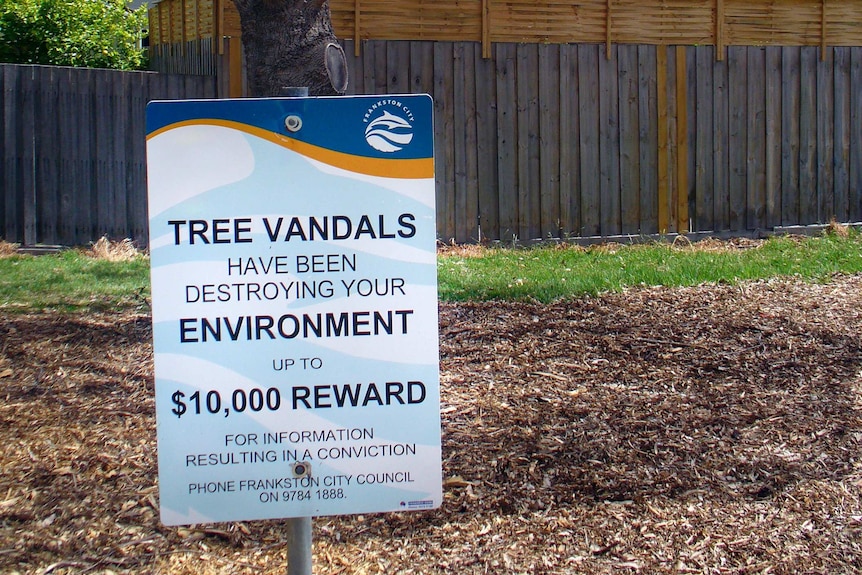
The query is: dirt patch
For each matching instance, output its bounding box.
[1,275,861,574]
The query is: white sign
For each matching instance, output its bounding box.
[146,95,441,526]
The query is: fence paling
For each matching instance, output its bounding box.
[3,42,862,247]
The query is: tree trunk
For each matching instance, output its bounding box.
[232,0,348,97]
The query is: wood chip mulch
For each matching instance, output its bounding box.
[1,275,860,574]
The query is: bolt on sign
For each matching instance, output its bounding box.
[146,95,441,525]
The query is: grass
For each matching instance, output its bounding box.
[0,228,861,311]
[0,242,150,312]
[437,227,862,302]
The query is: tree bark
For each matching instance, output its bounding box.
[232,0,348,97]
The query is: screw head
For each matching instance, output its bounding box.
[292,461,311,477]
[285,115,303,132]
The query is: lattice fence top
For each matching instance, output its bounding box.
[150,0,862,55]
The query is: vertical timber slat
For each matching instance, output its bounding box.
[713,48,730,231]
[57,67,76,242]
[0,66,7,241]
[496,43,517,240]
[715,0,725,62]
[695,46,715,232]
[833,47,850,222]
[539,44,561,239]
[22,68,36,245]
[579,44,601,237]
[799,47,818,224]
[482,0,491,59]
[747,47,766,230]
[850,48,862,222]
[618,44,640,235]
[782,46,801,226]
[638,44,658,235]
[452,42,469,242]
[765,47,782,229]
[675,45,689,233]
[354,0,361,57]
[475,41,499,240]
[656,46,669,233]
[516,43,540,241]
[559,44,581,237]
[727,46,747,231]
[599,44,621,236]
[464,43,480,242]
[816,47,834,222]
[434,42,455,242]
[34,66,60,244]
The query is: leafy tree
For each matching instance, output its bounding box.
[0,0,148,70]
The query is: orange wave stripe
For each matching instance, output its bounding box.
[147,119,434,179]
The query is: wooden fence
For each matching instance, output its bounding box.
[149,0,862,52]
[145,0,862,244]
[3,41,862,247]
[1,64,216,247]
[340,40,862,243]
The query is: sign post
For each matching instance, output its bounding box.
[287,516,312,575]
[146,95,441,571]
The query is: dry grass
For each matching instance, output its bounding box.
[826,219,851,239]
[0,275,860,574]
[436,241,490,258]
[670,236,765,252]
[437,237,770,259]
[0,241,20,257]
[86,237,142,262]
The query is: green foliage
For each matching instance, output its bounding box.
[0,0,148,70]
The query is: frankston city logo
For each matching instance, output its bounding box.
[363,99,415,153]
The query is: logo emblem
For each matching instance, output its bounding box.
[363,100,415,153]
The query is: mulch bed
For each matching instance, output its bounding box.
[1,274,860,574]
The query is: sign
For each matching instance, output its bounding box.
[146,95,441,526]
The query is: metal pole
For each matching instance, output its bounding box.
[279,86,312,575]
[281,86,310,97]
[286,516,313,575]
